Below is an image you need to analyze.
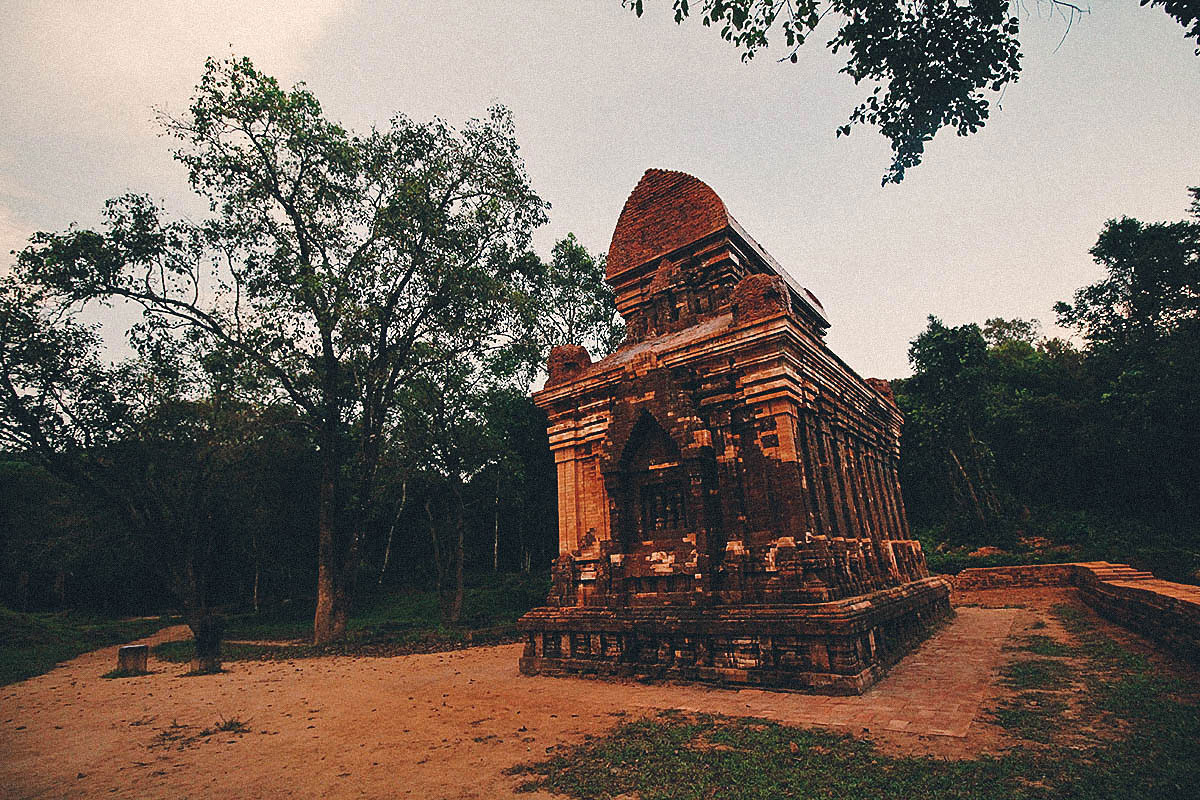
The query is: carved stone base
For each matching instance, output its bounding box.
[517,576,952,695]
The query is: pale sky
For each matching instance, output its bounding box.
[2,0,1198,378]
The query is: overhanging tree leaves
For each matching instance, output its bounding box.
[14,56,549,643]
[628,0,1197,184]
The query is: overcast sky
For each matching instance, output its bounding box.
[2,0,1198,378]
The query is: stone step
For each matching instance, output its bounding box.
[1087,563,1155,582]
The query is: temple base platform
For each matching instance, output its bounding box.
[517,576,952,695]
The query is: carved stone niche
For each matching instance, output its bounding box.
[518,169,951,694]
[604,411,718,604]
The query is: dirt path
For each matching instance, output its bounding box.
[1,603,1037,799]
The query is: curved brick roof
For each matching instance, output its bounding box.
[607,169,731,279]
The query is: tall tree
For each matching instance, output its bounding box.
[897,316,1002,525]
[13,56,549,643]
[626,0,1197,183]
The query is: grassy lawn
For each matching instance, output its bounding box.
[153,573,548,664]
[508,604,1200,800]
[0,606,172,686]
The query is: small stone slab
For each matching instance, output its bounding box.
[117,644,148,673]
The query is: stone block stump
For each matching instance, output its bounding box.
[117,644,148,674]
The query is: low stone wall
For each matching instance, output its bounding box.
[1076,571,1200,664]
[951,564,1079,591]
[953,562,1200,664]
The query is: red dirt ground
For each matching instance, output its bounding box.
[0,590,1094,799]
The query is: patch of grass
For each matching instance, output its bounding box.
[990,694,1069,743]
[100,667,149,679]
[1021,634,1075,658]
[151,719,194,750]
[152,717,251,750]
[509,712,1038,800]
[199,716,249,736]
[1000,658,1075,690]
[1050,605,1151,671]
[1049,603,1091,634]
[0,605,173,686]
[1091,671,1188,718]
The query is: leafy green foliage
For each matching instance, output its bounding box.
[527,234,625,359]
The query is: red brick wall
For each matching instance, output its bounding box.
[1078,574,1200,664]
[952,564,1079,590]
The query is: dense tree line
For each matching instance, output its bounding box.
[896,185,1200,581]
[0,396,556,615]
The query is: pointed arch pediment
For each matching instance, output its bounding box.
[619,410,680,470]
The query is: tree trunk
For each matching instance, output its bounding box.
[449,478,466,624]
[53,569,66,607]
[492,471,500,573]
[378,479,406,588]
[251,529,261,614]
[188,611,225,674]
[314,454,342,644]
[516,498,530,573]
[329,586,350,640]
[426,496,446,599]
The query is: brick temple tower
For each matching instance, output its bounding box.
[517,170,951,693]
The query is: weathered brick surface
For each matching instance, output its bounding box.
[606,169,730,281]
[954,562,1200,663]
[521,169,951,693]
[952,564,1080,591]
[546,344,592,386]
